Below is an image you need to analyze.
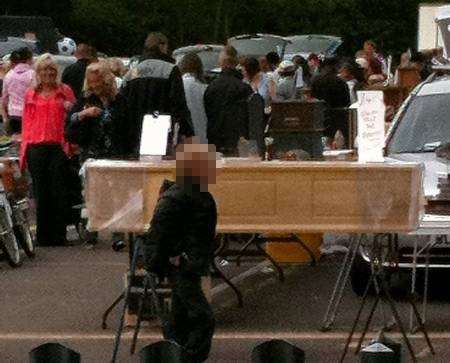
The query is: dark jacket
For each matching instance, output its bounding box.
[311,71,351,139]
[144,178,217,277]
[311,72,350,109]
[204,69,253,154]
[62,59,89,99]
[65,93,125,161]
[118,50,194,157]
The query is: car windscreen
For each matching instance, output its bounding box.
[174,50,221,72]
[388,94,450,153]
[228,38,285,57]
[285,36,340,55]
[198,51,221,71]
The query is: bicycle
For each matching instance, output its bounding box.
[0,144,35,266]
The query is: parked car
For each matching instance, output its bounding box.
[173,44,224,82]
[227,34,290,59]
[350,69,450,295]
[0,37,39,57]
[386,71,450,196]
[283,35,342,61]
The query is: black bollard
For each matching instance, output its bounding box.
[360,342,396,363]
[375,332,402,363]
[139,340,190,363]
[251,339,305,363]
[29,343,81,363]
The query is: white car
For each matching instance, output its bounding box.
[283,35,343,61]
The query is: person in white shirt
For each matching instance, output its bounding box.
[179,52,208,143]
[338,61,365,104]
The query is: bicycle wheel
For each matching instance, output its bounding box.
[12,202,35,258]
[0,206,21,267]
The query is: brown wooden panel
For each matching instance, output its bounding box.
[85,160,423,233]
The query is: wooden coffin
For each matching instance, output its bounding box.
[85,160,424,234]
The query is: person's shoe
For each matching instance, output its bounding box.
[112,239,126,252]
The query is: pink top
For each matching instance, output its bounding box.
[1,63,35,117]
[20,84,75,171]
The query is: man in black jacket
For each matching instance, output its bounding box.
[119,33,194,157]
[311,58,351,141]
[204,46,253,156]
[62,44,97,99]
[144,142,217,362]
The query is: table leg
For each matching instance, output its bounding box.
[410,237,419,332]
[321,234,362,331]
[102,292,125,330]
[236,234,257,267]
[211,258,244,307]
[255,238,285,282]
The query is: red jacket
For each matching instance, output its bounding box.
[20,84,75,171]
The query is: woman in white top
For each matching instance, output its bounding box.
[179,53,208,144]
[242,57,276,108]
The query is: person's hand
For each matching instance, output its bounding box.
[63,101,74,111]
[80,106,103,120]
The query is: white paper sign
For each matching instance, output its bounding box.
[139,114,171,156]
[357,91,385,163]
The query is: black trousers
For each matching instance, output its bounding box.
[27,144,71,246]
[165,271,215,362]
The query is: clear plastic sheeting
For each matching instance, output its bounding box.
[84,159,174,233]
[85,159,424,234]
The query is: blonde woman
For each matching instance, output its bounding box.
[65,61,124,161]
[20,53,75,246]
[65,61,126,249]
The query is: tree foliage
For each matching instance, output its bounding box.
[3,0,450,56]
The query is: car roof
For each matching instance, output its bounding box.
[285,34,342,42]
[228,33,291,43]
[173,44,224,56]
[417,75,450,96]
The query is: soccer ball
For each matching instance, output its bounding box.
[57,37,76,56]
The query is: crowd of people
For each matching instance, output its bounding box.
[0,33,446,247]
[0,31,448,361]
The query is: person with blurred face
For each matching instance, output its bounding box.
[338,61,366,104]
[65,61,124,162]
[179,52,209,144]
[307,53,321,76]
[204,46,253,155]
[119,32,194,157]
[65,61,126,248]
[144,140,218,362]
[0,47,35,135]
[21,54,75,246]
[62,43,98,99]
[242,57,276,107]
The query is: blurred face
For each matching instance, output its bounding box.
[159,42,169,55]
[364,42,375,55]
[38,65,58,86]
[339,67,351,80]
[308,58,318,70]
[176,143,218,187]
[242,67,249,80]
[400,53,410,66]
[86,72,104,96]
[259,57,270,72]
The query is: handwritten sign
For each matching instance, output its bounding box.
[357,91,385,163]
[139,114,171,156]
